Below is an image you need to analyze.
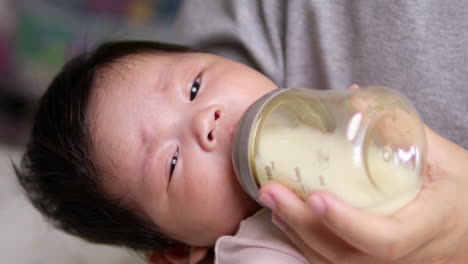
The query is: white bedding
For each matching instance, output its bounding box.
[0,145,145,264]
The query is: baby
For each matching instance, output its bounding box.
[15,40,308,264]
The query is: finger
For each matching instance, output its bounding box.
[259,182,314,224]
[259,183,354,262]
[273,212,386,264]
[259,182,326,247]
[272,213,333,264]
[308,179,454,260]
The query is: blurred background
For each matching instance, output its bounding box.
[0,0,182,263]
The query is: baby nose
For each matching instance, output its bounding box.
[193,104,224,151]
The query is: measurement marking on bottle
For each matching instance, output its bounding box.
[300,184,308,197]
[316,150,330,169]
[295,167,302,183]
[319,175,326,187]
[265,166,273,181]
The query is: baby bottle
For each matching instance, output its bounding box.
[232,86,426,215]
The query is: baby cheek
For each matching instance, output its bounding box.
[181,150,239,203]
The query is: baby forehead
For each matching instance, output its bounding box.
[108,51,209,68]
[92,51,209,86]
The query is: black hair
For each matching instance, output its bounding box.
[14,40,191,251]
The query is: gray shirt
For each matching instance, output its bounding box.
[172,0,468,149]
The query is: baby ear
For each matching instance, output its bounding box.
[188,246,210,264]
[147,245,209,264]
[147,245,188,264]
[147,250,168,264]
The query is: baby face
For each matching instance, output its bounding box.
[88,52,277,246]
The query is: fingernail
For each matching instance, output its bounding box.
[310,195,326,215]
[272,213,288,232]
[259,193,277,209]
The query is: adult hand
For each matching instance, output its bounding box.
[259,126,468,263]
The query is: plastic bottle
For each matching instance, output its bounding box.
[232,87,426,214]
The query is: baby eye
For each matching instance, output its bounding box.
[190,75,201,101]
[170,151,178,178]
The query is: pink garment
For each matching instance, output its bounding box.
[214,209,308,264]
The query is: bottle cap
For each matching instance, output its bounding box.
[232,89,283,204]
